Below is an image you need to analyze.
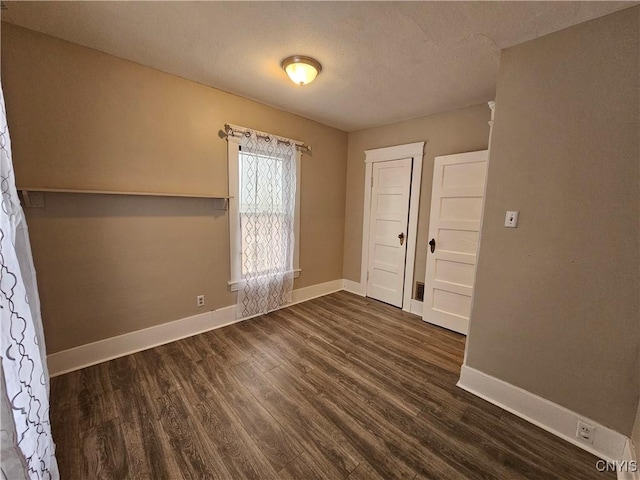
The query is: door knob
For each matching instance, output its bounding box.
[398,232,405,246]
[429,238,436,253]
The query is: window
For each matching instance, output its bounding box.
[227,134,301,291]
[238,149,291,277]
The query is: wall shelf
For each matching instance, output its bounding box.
[17,187,230,209]
[17,186,229,199]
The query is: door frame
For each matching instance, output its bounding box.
[361,142,425,312]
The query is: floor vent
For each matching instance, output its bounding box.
[415,282,425,302]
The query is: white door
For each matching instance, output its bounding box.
[366,158,412,308]
[423,150,488,334]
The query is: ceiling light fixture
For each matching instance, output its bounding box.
[281,55,322,86]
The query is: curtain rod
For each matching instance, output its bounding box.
[224,123,312,153]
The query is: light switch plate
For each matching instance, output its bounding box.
[505,211,519,228]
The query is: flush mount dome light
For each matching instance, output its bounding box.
[281,55,322,86]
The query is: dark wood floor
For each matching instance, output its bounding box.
[50,291,611,479]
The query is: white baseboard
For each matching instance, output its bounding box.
[343,279,365,296]
[458,365,628,463]
[617,438,640,480]
[291,279,344,305]
[48,278,344,377]
[47,307,240,377]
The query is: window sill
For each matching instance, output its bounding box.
[228,269,301,292]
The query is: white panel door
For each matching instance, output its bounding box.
[423,150,488,334]
[367,158,412,307]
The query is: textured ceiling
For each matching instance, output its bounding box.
[1,1,635,131]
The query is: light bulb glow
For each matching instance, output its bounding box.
[281,56,322,86]
[285,63,318,86]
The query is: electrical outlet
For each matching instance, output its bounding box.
[196,295,205,307]
[576,421,594,444]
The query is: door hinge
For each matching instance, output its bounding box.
[371,176,374,188]
[367,271,369,281]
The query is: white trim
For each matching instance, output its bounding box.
[343,279,366,296]
[458,365,628,463]
[360,160,373,290]
[47,279,343,377]
[361,142,425,310]
[402,154,422,312]
[227,135,242,283]
[290,279,343,305]
[364,142,425,164]
[487,101,496,129]
[410,299,423,316]
[294,149,301,272]
[463,101,495,363]
[618,438,640,480]
[47,308,233,377]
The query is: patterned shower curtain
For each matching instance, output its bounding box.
[237,130,297,318]
[0,83,59,478]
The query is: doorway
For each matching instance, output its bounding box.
[361,142,424,311]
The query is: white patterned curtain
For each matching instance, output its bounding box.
[237,130,297,318]
[0,83,59,479]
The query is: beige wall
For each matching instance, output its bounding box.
[343,105,490,295]
[2,24,348,353]
[466,7,639,435]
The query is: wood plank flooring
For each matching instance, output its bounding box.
[50,291,612,479]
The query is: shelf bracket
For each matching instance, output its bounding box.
[20,190,45,208]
